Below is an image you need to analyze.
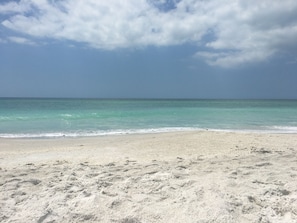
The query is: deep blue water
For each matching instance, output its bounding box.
[0,98,297,138]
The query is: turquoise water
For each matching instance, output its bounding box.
[0,98,297,138]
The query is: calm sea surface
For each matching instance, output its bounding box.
[0,98,297,138]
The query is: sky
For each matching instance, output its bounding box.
[0,0,297,99]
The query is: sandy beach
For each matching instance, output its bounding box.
[1,131,297,222]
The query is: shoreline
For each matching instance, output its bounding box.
[0,130,297,163]
[1,131,297,222]
[1,130,297,167]
[1,125,297,139]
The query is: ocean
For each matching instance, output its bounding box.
[0,98,297,138]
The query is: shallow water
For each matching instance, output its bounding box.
[1,98,297,138]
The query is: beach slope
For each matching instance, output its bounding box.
[1,131,297,222]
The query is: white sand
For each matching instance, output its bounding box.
[1,131,297,222]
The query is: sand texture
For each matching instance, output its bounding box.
[1,131,297,222]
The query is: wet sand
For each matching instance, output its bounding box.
[1,131,297,222]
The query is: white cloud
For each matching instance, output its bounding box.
[7,36,36,45]
[196,50,275,68]
[0,1,30,14]
[1,0,297,67]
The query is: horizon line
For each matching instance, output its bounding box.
[1,97,297,100]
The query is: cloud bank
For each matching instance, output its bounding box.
[1,0,297,67]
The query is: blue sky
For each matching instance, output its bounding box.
[1,0,297,99]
